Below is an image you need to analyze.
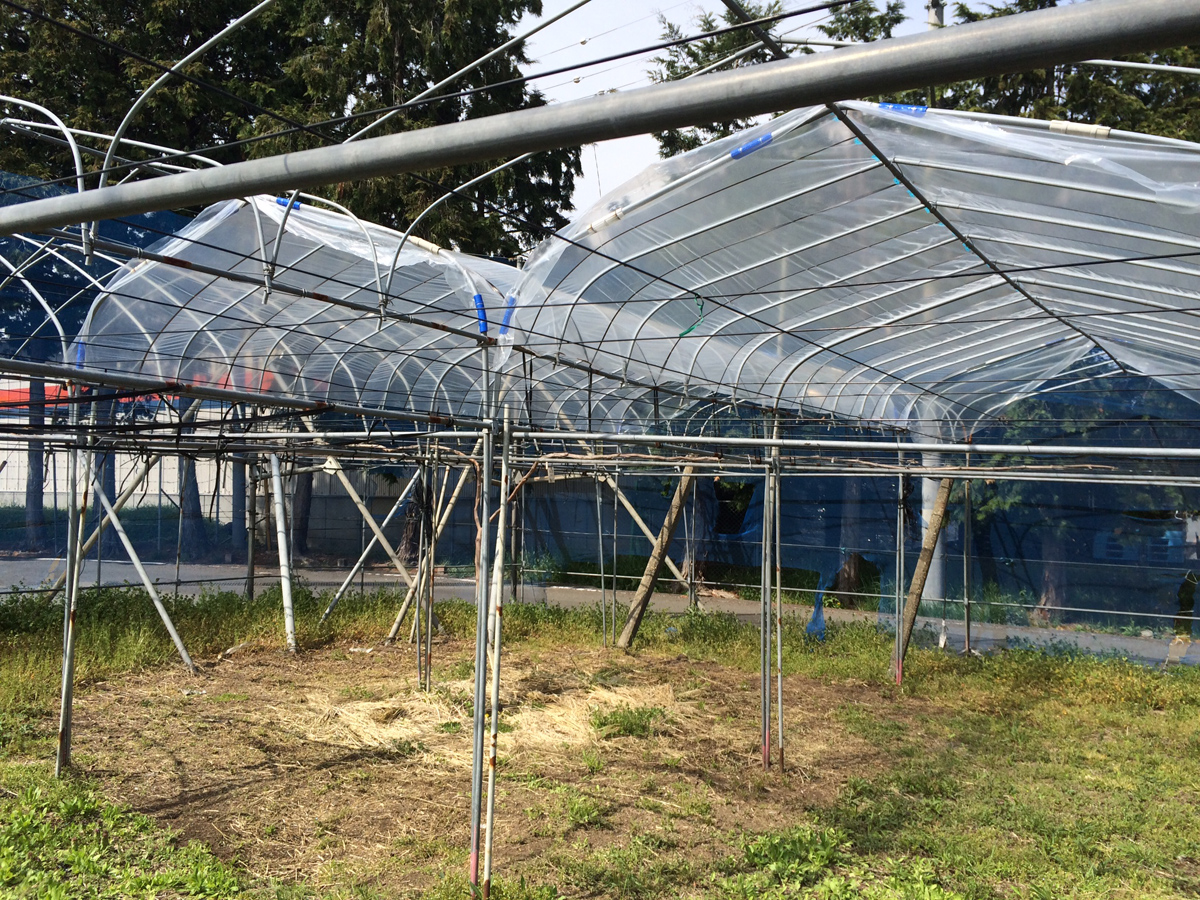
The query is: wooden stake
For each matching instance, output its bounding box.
[891,477,953,683]
[616,467,695,650]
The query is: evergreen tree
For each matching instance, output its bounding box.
[649,0,912,158]
[0,0,580,254]
[817,0,904,42]
[948,0,1200,140]
[648,2,786,157]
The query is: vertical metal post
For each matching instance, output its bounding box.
[612,467,619,646]
[51,448,58,554]
[246,456,257,601]
[414,463,426,687]
[773,449,784,772]
[896,454,905,685]
[691,480,700,614]
[58,400,95,776]
[760,462,772,771]
[231,408,246,560]
[174,454,185,596]
[963,453,972,655]
[468,346,494,891]
[596,471,606,646]
[482,412,511,898]
[94,447,103,592]
[269,453,296,653]
[425,453,439,690]
[156,454,163,556]
[55,385,79,778]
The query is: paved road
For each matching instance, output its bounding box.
[2,557,1194,668]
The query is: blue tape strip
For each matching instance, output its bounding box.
[730,132,773,160]
[880,102,928,117]
[75,340,85,368]
[499,295,517,336]
[473,293,488,334]
[275,197,301,209]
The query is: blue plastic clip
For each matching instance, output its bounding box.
[473,293,488,335]
[880,102,928,117]
[499,295,517,336]
[275,197,301,209]
[730,132,773,160]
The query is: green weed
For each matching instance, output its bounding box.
[590,705,668,739]
[0,765,243,898]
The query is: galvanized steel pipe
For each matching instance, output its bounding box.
[1,0,1197,234]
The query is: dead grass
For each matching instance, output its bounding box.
[67,635,893,896]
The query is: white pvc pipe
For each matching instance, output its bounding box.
[269,453,296,652]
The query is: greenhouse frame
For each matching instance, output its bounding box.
[3,0,1200,892]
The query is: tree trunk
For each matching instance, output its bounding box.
[24,378,46,551]
[89,397,119,557]
[179,455,210,561]
[231,455,246,560]
[1035,529,1068,623]
[834,476,862,605]
[291,470,313,558]
[973,516,999,591]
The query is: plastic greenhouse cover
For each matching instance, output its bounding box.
[77,102,1200,438]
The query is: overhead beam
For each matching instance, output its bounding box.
[0,0,1197,234]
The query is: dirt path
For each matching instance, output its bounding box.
[73,638,911,895]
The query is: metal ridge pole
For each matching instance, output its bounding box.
[512,430,1200,461]
[1,0,1197,234]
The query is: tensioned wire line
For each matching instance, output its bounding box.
[22,169,1200,348]
[0,6,1070,408]
[4,17,1185,424]
[18,239,778,427]
[536,4,848,92]
[3,87,1185,420]
[17,246,1200,403]
[45,208,1006,425]
[0,0,858,198]
[28,194,1200,427]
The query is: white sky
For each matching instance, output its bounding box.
[516,0,969,213]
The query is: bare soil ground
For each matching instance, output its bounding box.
[71,635,916,896]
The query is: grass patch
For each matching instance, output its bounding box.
[5,580,1200,897]
[590,704,669,739]
[0,765,243,898]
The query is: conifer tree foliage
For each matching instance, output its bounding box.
[648,1,785,157]
[948,0,1200,141]
[651,0,1200,154]
[0,0,580,254]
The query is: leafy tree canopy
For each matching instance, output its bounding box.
[0,0,580,255]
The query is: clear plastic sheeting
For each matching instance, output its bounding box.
[77,103,1200,436]
[502,102,1200,437]
[76,195,518,421]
